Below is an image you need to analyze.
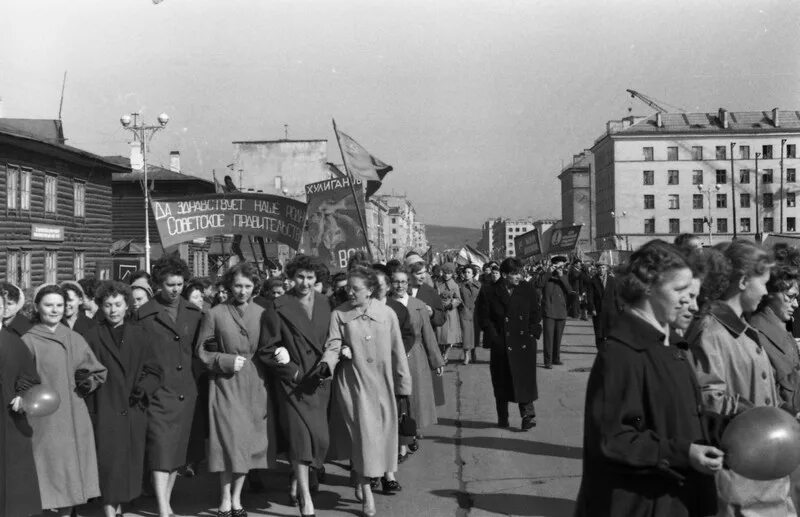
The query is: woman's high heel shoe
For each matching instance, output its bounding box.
[381,476,401,493]
[297,495,316,517]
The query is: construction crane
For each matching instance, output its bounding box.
[626,89,668,113]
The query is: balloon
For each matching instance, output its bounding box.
[721,406,800,480]
[21,385,61,417]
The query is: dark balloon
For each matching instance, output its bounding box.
[21,385,61,417]
[721,406,800,480]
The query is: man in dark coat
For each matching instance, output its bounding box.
[540,256,572,368]
[586,264,622,350]
[478,257,542,430]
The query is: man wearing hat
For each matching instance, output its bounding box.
[540,256,573,368]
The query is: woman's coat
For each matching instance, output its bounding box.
[405,296,445,429]
[459,279,481,351]
[196,301,276,473]
[85,319,163,504]
[135,297,202,471]
[22,323,107,510]
[0,328,41,517]
[258,293,331,468]
[434,278,462,345]
[321,301,412,478]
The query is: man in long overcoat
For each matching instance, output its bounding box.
[586,264,622,350]
[539,256,572,368]
[479,257,542,430]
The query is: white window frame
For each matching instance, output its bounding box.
[45,250,58,284]
[73,251,85,280]
[7,165,19,210]
[45,173,58,213]
[73,180,86,217]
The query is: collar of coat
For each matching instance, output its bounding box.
[707,301,748,337]
[336,299,390,324]
[27,322,74,344]
[606,310,667,351]
[750,307,794,355]
[137,296,201,319]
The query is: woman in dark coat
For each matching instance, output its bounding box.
[575,240,723,517]
[259,255,332,517]
[0,281,33,338]
[408,260,447,408]
[0,292,41,517]
[458,264,481,364]
[86,281,163,517]
[134,256,203,517]
[60,281,97,339]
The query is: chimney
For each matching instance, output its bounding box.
[655,112,663,128]
[718,108,729,129]
[773,107,780,127]
[169,151,181,173]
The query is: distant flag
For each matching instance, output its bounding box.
[212,170,225,194]
[456,244,489,268]
[333,121,393,199]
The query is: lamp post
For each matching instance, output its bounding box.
[755,152,762,242]
[781,138,787,233]
[610,210,627,250]
[120,112,169,273]
[730,142,737,239]
[698,184,721,244]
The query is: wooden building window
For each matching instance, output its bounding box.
[45,251,58,284]
[193,250,208,277]
[8,250,32,289]
[45,173,58,213]
[21,169,31,210]
[7,166,19,209]
[73,181,86,218]
[73,251,85,280]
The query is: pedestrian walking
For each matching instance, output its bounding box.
[576,240,723,517]
[478,257,541,430]
[586,263,622,349]
[85,281,163,517]
[258,255,332,517]
[459,264,481,364]
[0,281,33,338]
[196,262,277,517]
[687,241,796,516]
[134,256,203,517]
[434,263,462,362]
[22,284,107,516]
[321,266,412,517]
[540,256,572,368]
[0,290,42,517]
[60,281,97,338]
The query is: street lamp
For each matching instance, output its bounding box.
[730,142,737,239]
[120,112,169,272]
[698,184,721,244]
[755,152,762,242]
[781,138,787,233]
[610,210,628,250]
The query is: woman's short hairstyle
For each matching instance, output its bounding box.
[408,261,427,275]
[721,240,773,294]
[348,265,379,291]
[34,284,65,306]
[285,254,320,280]
[182,281,205,302]
[347,251,372,271]
[77,277,99,299]
[500,257,524,275]
[95,281,133,308]
[0,282,22,304]
[60,281,86,302]
[151,255,191,285]
[617,239,689,304]
[389,263,410,277]
[221,262,261,292]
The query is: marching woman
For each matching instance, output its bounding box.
[0,289,42,517]
[60,281,97,338]
[687,241,796,516]
[459,264,481,365]
[196,262,276,517]
[434,263,462,363]
[258,255,332,517]
[390,265,444,460]
[576,240,723,517]
[321,266,412,517]
[22,285,107,517]
[85,281,163,517]
[0,281,32,337]
[135,256,203,517]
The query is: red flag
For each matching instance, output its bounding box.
[334,125,393,199]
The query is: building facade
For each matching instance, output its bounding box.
[591,109,800,249]
[492,217,537,258]
[374,194,419,259]
[0,119,129,289]
[479,218,500,256]
[558,151,593,253]
[365,196,389,260]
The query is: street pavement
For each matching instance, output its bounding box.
[76,319,595,517]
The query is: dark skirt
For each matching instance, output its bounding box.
[278,381,331,468]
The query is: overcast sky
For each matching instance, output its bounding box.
[2,0,799,227]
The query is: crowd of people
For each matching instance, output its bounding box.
[0,250,518,517]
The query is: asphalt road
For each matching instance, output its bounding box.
[75,319,596,517]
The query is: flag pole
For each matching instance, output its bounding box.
[332,118,373,261]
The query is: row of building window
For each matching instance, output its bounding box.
[642,168,797,186]
[7,250,85,289]
[642,144,796,162]
[642,217,796,235]
[644,192,796,210]
[6,166,86,217]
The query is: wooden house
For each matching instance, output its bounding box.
[0,119,129,289]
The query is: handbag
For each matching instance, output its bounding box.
[397,396,417,438]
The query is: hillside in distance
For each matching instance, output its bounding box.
[424,224,482,250]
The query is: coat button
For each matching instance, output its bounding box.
[367,358,374,363]
[366,336,372,341]
[504,317,509,322]
[756,347,763,354]
[520,331,524,335]
[176,365,183,371]
[765,397,771,405]
[762,371,767,380]
[174,335,180,341]
[121,409,128,416]
[507,347,512,351]
[519,316,523,320]
[240,329,247,336]
[179,395,185,401]
[522,345,527,350]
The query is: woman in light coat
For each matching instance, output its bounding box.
[687,241,795,516]
[196,262,276,517]
[459,264,481,364]
[22,284,107,516]
[434,263,462,362]
[321,266,412,517]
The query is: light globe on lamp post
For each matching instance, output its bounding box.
[120,112,169,272]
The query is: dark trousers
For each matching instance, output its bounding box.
[592,316,605,350]
[495,398,535,421]
[543,317,565,365]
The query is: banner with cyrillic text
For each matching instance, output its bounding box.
[150,193,307,250]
